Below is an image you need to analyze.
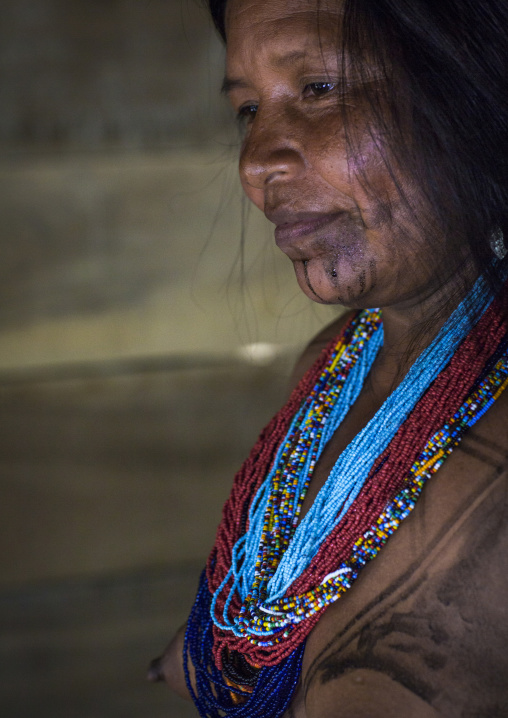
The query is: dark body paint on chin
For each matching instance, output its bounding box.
[369,259,378,292]
[300,220,371,304]
[339,259,378,304]
[326,258,378,304]
[303,260,328,303]
[359,270,367,294]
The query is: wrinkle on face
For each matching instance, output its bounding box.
[224,0,472,316]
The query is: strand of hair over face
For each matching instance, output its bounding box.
[207,0,508,315]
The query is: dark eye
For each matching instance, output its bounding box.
[237,103,258,124]
[304,82,337,97]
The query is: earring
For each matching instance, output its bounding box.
[491,228,507,260]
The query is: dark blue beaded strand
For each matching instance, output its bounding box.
[184,570,304,717]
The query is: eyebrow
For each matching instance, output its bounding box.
[274,50,307,68]
[221,49,339,96]
[221,77,249,96]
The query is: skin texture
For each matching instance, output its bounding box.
[224,0,472,319]
[286,376,508,718]
[151,316,508,717]
[149,0,508,714]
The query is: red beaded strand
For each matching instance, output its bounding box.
[207,297,507,668]
[207,315,356,607]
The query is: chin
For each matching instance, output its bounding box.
[294,257,375,307]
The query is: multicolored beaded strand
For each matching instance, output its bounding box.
[210,281,504,667]
[213,274,495,643]
[185,351,508,716]
[231,356,508,636]
[184,276,508,717]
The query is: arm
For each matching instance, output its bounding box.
[147,623,193,700]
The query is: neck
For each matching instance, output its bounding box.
[372,263,479,394]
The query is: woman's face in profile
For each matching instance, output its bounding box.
[224,0,466,310]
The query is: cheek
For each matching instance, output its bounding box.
[310,129,351,191]
[319,127,400,225]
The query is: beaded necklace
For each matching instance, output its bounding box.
[212,274,497,648]
[185,275,508,717]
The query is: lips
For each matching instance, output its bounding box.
[268,210,346,252]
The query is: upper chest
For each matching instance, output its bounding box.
[290,389,508,717]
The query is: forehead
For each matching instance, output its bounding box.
[225,0,343,56]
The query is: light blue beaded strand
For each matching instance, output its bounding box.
[211,309,383,635]
[211,272,495,640]
[266,275,494,602]
[241,313,384,595]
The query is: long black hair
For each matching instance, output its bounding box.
[207,0,508,316]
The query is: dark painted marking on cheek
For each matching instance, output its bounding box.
[359,270,366,294]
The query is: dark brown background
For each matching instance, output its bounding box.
[0,1,339,716]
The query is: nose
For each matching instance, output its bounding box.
[239,109,305,194]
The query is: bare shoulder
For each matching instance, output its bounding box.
[288,310,355,392]
[292,392,508,718]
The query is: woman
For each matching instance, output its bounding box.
[149,0,508,715]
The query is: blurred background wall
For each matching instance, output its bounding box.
[0,1,340,716]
